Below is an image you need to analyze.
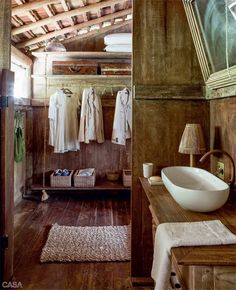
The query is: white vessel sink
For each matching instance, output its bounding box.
[161,166,230,212]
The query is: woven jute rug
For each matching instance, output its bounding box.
[40,223,130,263]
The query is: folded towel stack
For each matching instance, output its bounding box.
[104,33,132,53]
[151,220,236,290]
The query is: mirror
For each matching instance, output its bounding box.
[183,0,236,90]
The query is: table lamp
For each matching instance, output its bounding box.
[179,123,206,167]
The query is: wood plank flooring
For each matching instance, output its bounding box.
[13,192,153,290]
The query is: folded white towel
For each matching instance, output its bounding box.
[104,33,132,45]
[78,168,95,176]
[151,220,236,290]
[104,44,132,53]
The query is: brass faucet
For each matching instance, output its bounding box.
[199,149,235,188]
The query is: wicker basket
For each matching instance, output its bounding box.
[74,169,96,188]
[106,171,120,182]
[50,170,73,187]
[123,169,131,187]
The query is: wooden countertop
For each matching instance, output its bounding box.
[140,177,236,266]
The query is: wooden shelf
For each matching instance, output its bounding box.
[31,74,131,80]
[31,179,131,192]
[32,51,131,59]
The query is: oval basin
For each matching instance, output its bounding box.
[161,166,230,212]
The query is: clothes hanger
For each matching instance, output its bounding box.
[61,87,73,97]
[124,87,129,93]
[102,88,106,95]
[110,87,114,96]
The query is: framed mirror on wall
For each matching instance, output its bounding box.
[183,0,236,90]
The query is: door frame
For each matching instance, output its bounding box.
[0,1,14,285]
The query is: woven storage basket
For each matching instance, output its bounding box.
[123,169,131,187]
[74,169,96,188]
[50,170,73,187]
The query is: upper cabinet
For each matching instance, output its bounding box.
[183,0,236,91]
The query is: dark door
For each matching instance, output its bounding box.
[0,69,14,284]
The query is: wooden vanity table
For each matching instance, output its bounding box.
[140,177,236,290]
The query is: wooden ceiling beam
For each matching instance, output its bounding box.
[16,8,132,48]
[79,0,89,22]
[12,0,126,36]
[34,19,131,51]
[12,15,37,40]
[60,0,75,25]
[110,5,115,25]
[43,4,63,30]
[12,0,60,16]
[60,0,69,11]
[14,0,48,36]
[27,11,48,34]
[63,19,131,44]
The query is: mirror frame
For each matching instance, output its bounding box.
[182,0,236,90]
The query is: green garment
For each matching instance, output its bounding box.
[14,111,25,162]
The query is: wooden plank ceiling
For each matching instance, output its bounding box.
[11,0,132,51]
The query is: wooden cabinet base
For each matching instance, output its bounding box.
[141,177,236,290]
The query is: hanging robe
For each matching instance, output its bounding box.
[48,89,80,153]
[111,88,132,146]
[79,88,104,144]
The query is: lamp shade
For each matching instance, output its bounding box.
[179,124,206,155]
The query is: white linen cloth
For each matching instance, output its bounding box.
[104,33,132,45]
[151,220,236,290]
[104,44,132,53]
[78,168,95,176]
[79,88,104,144]
[48,90,80,153]
[112,88,132,146]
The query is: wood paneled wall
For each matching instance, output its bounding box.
[131,100,209,278]
[131,0,209,282]
[133,0,203,86]
[133,100,209,176]
[210,97,236,188]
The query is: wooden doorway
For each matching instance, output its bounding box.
[0,0,14,285]
[0,69,15,284]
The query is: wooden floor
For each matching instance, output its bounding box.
[13,192,153,290]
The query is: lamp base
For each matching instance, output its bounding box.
[190,154,196,167]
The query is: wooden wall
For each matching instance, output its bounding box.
[133,0,202,86]
[131,0,209,282]
[32,104,131,185]
[210,97,236,189]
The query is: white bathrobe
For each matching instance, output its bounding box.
[79,88,104,144]
[112,88,132,146]
[48,90,80,153]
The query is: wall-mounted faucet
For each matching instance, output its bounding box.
[199,149,235,188]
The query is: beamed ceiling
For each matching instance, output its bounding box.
[11,0,132,51]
